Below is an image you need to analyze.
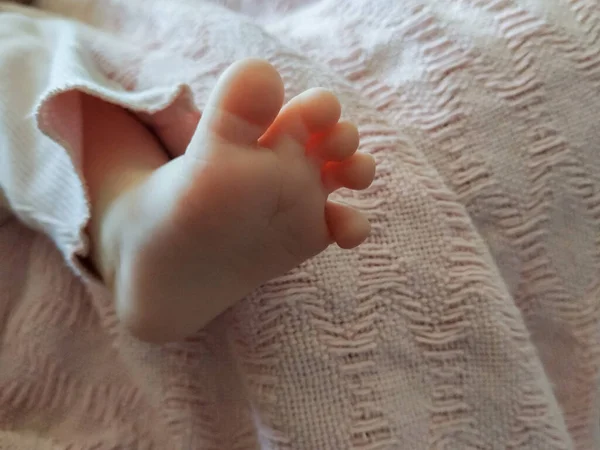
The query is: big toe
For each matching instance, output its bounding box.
[188,59,285,154]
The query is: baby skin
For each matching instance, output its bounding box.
[82,59,375,343]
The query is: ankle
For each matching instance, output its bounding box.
[87,176,137,288]
[80,93,168,285]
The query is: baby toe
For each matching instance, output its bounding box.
[259,88,341,149]
[325,201,371,249]
[323,153,376,193]
[189,58,284,156]
[308,121,359,162]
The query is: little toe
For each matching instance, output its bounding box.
[323,153,376,193]
[325,201,371,249]
[259,88,341,149]
[308,121,359,162]
[188,59,285,156]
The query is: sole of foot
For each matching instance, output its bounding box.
[106,59,376,342]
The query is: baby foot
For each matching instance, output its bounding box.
[105,59,375,342]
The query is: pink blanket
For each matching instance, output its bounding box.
[1,0,600,448]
